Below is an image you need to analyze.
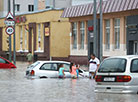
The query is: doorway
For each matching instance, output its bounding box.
[134,41,138,55]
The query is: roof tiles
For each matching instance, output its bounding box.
[61,0,138,18]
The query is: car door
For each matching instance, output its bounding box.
[39,63,58,78]
[130,59,138,86]
[0,58,10,68]
[63,63,71,78]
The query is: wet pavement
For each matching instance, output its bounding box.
[0,62,138,102]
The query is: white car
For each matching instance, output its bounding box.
[26,61,89,78]
[95,55,138,94]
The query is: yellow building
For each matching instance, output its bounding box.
[0,9,70,61]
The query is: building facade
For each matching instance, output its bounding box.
[62,0,138,65]
[0,9,70,61]
[0,0,35,17]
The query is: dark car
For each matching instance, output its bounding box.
[0,56,16,68]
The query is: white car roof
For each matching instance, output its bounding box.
[36,60,70,64]
[106,55,138,60]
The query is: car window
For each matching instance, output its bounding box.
[29,61,40,68]
[131,59,138,73]
[40,63,57,71]
[98,58,127,72]
[63,64,70,72]
[0,58,6,63]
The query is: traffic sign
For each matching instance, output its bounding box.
[4,12,15,26]
[5,12,14,21]
[4,20,15,26]
[5,26,14,35]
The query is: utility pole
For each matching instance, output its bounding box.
[13,0,16,65]
[8,0,12,62]
[100,0,103,61]
[93,0,97,56]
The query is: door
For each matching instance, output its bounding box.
[134,41,138,55]
[130,59,138,90]
[63,63,71,78]
[0,58,10,68]
[39,63,58,78]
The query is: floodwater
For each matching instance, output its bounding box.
[0,62,138,102]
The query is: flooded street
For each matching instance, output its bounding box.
[0,62,138,102]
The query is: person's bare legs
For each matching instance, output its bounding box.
[89,72,95,79]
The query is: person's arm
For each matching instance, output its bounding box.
[62,70,65,78]
[96,59,100,71]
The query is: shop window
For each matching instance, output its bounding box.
[24,25,28,52]
[134,41,138,55]
[72,22,77,49]
[80,21,85,49]
[28,5,34,12]
[15,4,20,12]
[20,26,23,51]
[114,18,120,49]
[37,24,42,52]
[105,19,110,49]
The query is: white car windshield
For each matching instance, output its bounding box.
[98,58,127,72]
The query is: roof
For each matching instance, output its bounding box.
[106,55,138,60]
[61,0,138,18]
[37,61,70,64]
[0,8,63,19]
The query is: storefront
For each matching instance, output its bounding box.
[62,0,138,65]
[0,9,70,61]
[127,15,138,55]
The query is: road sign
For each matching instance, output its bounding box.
[5,26,14,35]
[5,12,14,21]
[4,12,15,26]
[4,20,15,26]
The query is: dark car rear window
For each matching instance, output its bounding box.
[98,58,127,73]
[131,59,138,73]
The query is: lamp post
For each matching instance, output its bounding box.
[100,0,103,61]
[8,0,12,62]
[93,0,97,56]
[13,0,16,65]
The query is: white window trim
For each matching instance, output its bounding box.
[72,22,77,49]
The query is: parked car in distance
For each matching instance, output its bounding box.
[26,61,89,78]
[95,55,138,94]
[0,56,16,68]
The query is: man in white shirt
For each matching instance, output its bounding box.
[89,54,100,79]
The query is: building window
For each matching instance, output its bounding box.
[20,26,23,51]
[28,5,34,12]
[38,24,41,51]
[72,22,77,49]
[24,25,28,52]
[15,4,20,12]
[114,18,120,49]
[105,19,110,49]
[80,21,85,49]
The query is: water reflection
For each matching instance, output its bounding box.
[0,62,138,102]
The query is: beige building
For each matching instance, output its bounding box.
[0,9,70,61]
[62,0,138,65]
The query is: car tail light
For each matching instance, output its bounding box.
[116,75,131,82]
[30,70,35,76]
[95,75,102,82]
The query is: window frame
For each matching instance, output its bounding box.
[98,58,127,73]
[40,63,58,71]
[72,22,77,49]
[15,4,20,12]
[130,59,138,73]
[114,18,120,49]
[80,21,85,49]
[105,19,110,50]
[28,5,34,12]
[0,58,6,63]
